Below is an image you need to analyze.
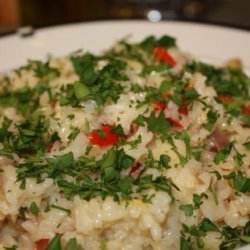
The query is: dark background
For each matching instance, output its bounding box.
[0,0,249,35]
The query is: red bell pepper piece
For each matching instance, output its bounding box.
[153,47,176,67]
[218,95,234,103]
[36,239,49,250]
[129,162,142,175]
[178,98,189,116]
[242,105,250,115]
[153,101,166,111]
[88,125,120,147]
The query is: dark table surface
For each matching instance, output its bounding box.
[0,0,249,36]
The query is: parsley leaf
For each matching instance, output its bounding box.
[18,207,26,220]
[204,110,219,131]
[46,234,62,250]
[142,63,170,76]
[176,131,192,161]
[50,205,71,215]
[147,111,170,135]
[180,204,193,216]
[159,154,171,169]
[133,115,145,127]
[67,126,80,141]
[241,114,250,126]
[34,61,60,78]
[209,184,219,205]
[73,81,90,100]
[71,53,98,84]
[233,173,250,193]
[214,143,233,164]
[199,218,220,232]
[66,238,83,250]
[180,235,192,250]
[111,124,124,135]
[233,146,245,169]
[193,193,208,209]
[139,35,176,53]
[29,202,39,216]
[4,245,17,250]
[243,141,250,150]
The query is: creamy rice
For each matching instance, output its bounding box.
[0,35,249,250]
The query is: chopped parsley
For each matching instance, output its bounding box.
[133,115,145,127]
[139,35,176,53]
[233,173,250,193]
[9,113,51,156]
[209,184,219,205]
[179,193,208,217]
[66,238,83,250]
[67,126,80,142]
[17,148,178,202]
[214,143,233,164]
[185,62,249,100]
[220,222,250,250]
[193,193,208,208]
[29,202,39,216]
[223,171,250,193]
[111,124,124,135]
[46,234,62,250]
[33,60,60,78]
[181,218,220,249]
[147,111,170,135]
[204,110,219,131]
[180,204,193,216]
[0,86,38,116]
[243,141,250,150]
[144,151,172,171]
[4,245,17,250]
[214,142,246,168]
[141,63,170,76]
[68,54,127,106]
[50,204,71,215]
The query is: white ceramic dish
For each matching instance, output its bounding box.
[0,21,250,72]
[0,21,249,250]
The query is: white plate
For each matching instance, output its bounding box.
[0,20,250,71]
[0,20,249,250]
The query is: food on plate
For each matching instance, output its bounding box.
[0,34,249,250]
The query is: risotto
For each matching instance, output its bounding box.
[0,35,249,250]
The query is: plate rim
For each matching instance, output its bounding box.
[1,20,250,71]
[1,20,250,39]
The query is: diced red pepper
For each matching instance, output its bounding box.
[178,98,189,116]
[88,125,120,147]
[153,47,176,67]
[153,101,166,111]
[218,95,234,103]
[129,162,142,175]
[167,117,184,129]
[242,105,250,115]
[36,239,49,250]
